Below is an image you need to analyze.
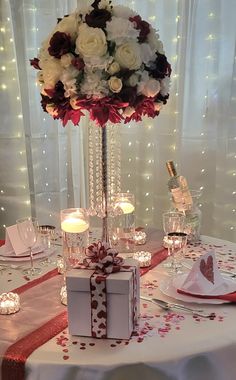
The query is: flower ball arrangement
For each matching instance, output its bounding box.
[31,0,171,127]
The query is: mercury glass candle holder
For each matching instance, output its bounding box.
[57,258,65,274]
[112,192,135,255]
[133,231,147,245]
[61,208,89,268]
[60,285,67,306]
[0,292,20,315]
[133,251,152,268]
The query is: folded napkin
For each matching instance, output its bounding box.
[176,251,236,302]
[0,224,42,257]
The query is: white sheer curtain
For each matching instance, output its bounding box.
[0,0,86,236]
[0,0,235,242]
[119,0,236,243]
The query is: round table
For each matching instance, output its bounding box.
[0,233,236,380]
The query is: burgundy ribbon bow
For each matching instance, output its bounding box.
[83,241,124,274]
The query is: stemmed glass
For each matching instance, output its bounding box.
[167,231,188,274]
[16,217,42,277]
[162,211,186,271]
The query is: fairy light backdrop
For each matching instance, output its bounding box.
[0,0,235,242]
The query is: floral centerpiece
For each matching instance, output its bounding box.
[30,0,171,127]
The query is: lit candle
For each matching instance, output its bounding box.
[61,217,89,233]
[133,251,152,268]
[0,292,20,315]
[117,201,134,214]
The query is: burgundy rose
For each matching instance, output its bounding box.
[118,86,137,107]
[71,57,85,70]
[91,0,100,9]
[30,58,40,70]
[48,31,72,58]
[148,53,170,79]
[130,15,150,43]
[85,9,112,29]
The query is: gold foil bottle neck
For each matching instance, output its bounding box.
[166,161,177,177]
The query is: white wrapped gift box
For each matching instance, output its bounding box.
[66,258,140,339]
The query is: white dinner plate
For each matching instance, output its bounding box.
[172,273,236,296]
[0,247,57,262]
[159,277,230,304]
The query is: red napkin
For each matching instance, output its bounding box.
[177,288,236,302]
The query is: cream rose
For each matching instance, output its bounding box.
[115,42,142,70]
[54,13,80,41]
[40,58,63,88]
[142,78,160,98]
[60,53,74,68]
[108,76,123,93]
[107,61,120,75]
[75,24,107,58]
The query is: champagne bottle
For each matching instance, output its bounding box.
[166,161,193,211]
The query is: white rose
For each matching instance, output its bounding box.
[140,43,156,66]
[128,73,139,87]
[75,24,107,58]
[46,104,58,117]
[60,53,74,68]
[106,17,139,45]
[108,76,123,93]
[41,58,63,88]
[107,61,120,75]
[142,78,160,97]
[54,13,80,41]
[123,106,135,117]
[147,28,165,54]
[112,5,137,19]
[115,42,142,70]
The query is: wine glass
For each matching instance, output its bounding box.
[162,211,185,269]
[16,217,42,277]
[167,232,188,275]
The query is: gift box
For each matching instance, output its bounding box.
[66,258,140,339]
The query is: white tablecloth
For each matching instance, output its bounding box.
[1,235,236,380]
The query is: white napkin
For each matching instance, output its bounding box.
[179,251,236,296]
[0,224,42,257]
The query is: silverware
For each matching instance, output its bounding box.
[140,296,211,318]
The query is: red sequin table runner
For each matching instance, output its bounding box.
[1,231,167,380]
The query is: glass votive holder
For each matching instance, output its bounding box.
[133,251,152,268]
[0,292,20,315]
[38,225,56,249]
[57,258,65,274]
[60,285,67,306]
[112,192,135,255]
[61,208,89,268]
[134,231,147,245]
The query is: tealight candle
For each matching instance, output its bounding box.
[133,251,152,268]
[0,292,20,315]
[61,217,89,233]
[117,201,135,214]
[134,231,147,245]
